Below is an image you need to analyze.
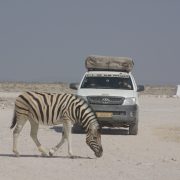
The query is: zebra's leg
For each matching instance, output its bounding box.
[49,127,66,156]
[13,118,27,157]
[63,120,73,157]
[29,120,48,156]
[49,120,73,157]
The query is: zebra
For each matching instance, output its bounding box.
[10,91,103,158]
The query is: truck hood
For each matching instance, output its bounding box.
[77,88,136,98]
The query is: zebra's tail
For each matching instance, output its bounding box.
[10,110,17,129]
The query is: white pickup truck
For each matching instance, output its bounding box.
[70,55,144,135]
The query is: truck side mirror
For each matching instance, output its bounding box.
[137,85,144,92]
[69,83,79,90]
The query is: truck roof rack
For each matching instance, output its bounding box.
[87,68,129,72]
[85,55,134,72]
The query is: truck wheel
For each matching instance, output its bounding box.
[72,124,84,134]
[129,122,138,135]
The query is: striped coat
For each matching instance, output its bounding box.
[11,92,103,158]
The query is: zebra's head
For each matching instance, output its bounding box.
[72,95,103,157]
[86,125,103,158]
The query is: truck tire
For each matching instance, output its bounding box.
[72,124,84,134]
[129,121,138,135]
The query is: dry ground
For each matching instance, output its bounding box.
[0,84,180,180]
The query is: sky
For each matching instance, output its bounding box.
[0,0,180,85]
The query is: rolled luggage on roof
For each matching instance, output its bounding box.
[85,55,134,72]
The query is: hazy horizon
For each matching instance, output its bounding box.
[0,1,180,85]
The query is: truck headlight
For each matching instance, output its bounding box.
[123,97,136,105]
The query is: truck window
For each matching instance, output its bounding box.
[81,76,133,90]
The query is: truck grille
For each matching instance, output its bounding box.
[87,96,125,105]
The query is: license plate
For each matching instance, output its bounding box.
[96,112,112,118]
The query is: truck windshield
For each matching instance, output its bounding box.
[81,76,133,90]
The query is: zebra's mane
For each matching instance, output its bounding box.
[73,95,99,132]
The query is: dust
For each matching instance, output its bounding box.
[154,126,180,143]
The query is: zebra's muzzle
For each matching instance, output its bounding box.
[95,146,103,158]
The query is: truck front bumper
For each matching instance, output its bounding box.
[89,104,138,127]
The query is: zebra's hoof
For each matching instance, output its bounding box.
[49,152,53,156]
[13,150,20,157]
[49,149,55,156]
[70,155,75,159]
[41,152,49,157]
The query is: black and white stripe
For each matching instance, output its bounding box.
[11,92,103,158]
